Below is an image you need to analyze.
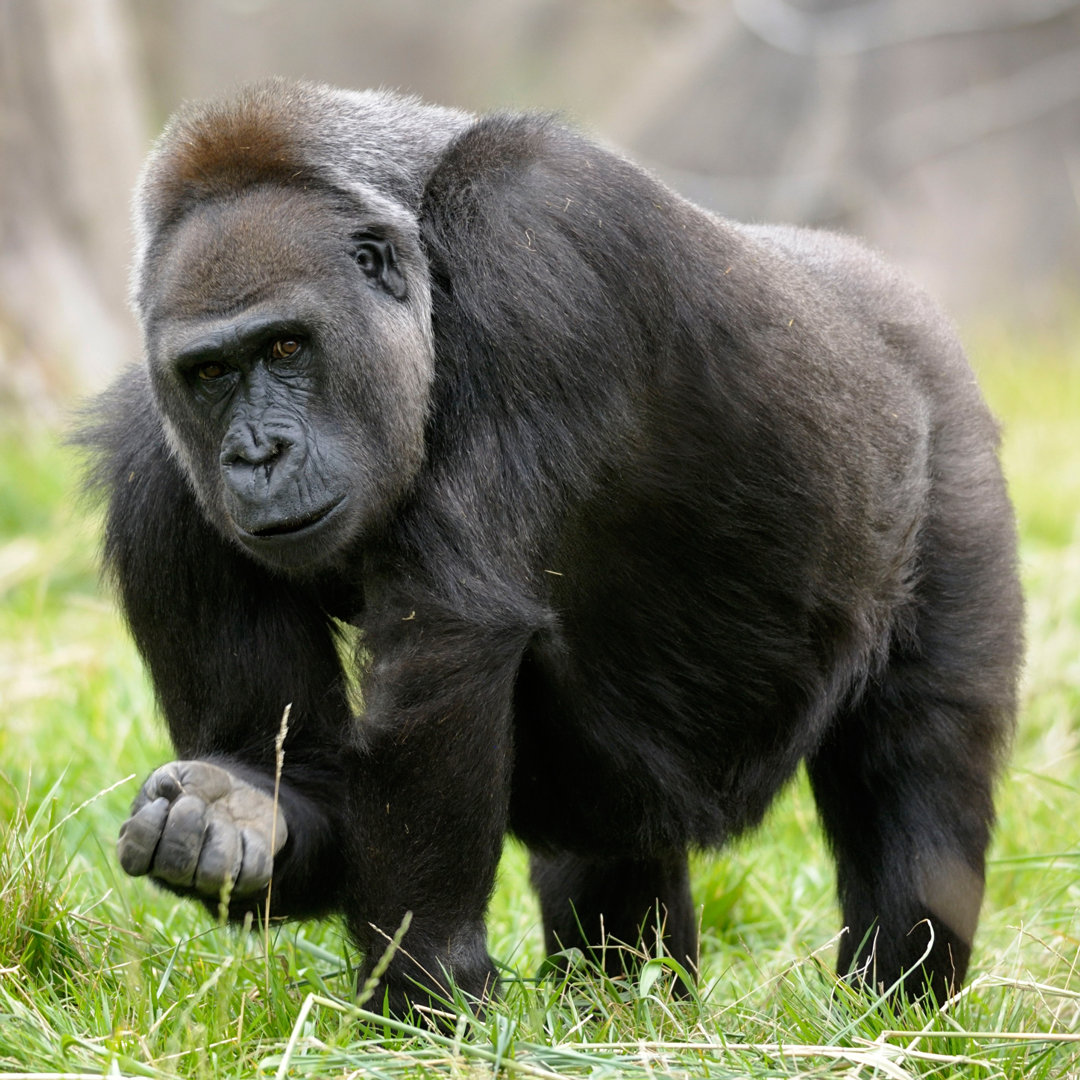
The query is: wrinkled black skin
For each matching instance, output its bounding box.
[85,110,1022,1018]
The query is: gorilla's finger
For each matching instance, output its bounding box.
[234,828,274,896]
[117,796,170,876]
[194,815,242,896]
[152,793,208,887]
[222,785,289,853]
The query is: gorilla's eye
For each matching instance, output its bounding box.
[270,339,301,361]
[195,362,227,381]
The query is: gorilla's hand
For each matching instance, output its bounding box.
[117,760,288,898]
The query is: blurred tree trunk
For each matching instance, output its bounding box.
[0,0,145,418]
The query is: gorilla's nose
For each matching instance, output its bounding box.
[220,425,292,470]
[220,428,297,507]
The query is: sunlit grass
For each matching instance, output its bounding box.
[0,327,1077,1076]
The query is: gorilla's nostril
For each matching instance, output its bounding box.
[221,437,289,470]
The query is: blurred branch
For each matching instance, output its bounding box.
[878,47,1080,169]
[732,0,1080,57]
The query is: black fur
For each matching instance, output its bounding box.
[82,81,1022,1017]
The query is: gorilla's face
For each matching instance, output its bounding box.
[140,185,434,573]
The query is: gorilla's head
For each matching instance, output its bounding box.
[130,81,470,573]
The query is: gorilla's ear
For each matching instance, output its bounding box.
[353,232,408,301]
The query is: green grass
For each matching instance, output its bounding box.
[1,332,1078,1077]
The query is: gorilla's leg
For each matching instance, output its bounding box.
[529,850,698,987]
[808,684,993,1001]
[808,490,1020,1002]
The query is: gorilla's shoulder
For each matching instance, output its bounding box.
[431,112,565,178]
[421,111,631,218]
[74,364,172,501]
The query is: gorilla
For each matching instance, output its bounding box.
[83,79,1022,1017]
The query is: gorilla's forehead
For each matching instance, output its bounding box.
[146,185,356,324]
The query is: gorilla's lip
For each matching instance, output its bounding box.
[240,496,346,540]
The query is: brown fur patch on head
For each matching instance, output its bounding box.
[130,80,473,317]
[143,83,324,233]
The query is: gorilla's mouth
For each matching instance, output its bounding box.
[245,496,345,539]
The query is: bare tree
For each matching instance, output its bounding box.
[0,0,145,416]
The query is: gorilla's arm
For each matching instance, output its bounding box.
[88,375,525,1011]
[88,381,353,921]
[336,580,528,1014]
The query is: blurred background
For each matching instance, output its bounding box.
[2,0,1080,417]
[1,10,1078,1071]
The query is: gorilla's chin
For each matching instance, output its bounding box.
[231,496,351,570]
